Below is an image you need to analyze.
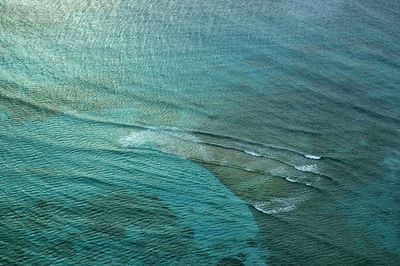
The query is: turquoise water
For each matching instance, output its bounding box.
[1,0,400,264]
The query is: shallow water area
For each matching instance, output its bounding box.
[0,116,267,265]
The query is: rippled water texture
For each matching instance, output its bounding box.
[1,0,400,265]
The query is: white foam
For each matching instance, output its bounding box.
[119,130,156,147]
[119,129,213,161]
[244,150,262,157]
[285,176,314,187]
[285,176,298,183]
[294,164,317,173]
[253,198,298,214]
[304,154,321,160]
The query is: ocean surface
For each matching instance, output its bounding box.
[1,0,400,265]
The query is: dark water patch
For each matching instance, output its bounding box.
[217,255,245,266]
[47,237,78,259]
[0,183,203,264]
[252,205,398,265]
[0,82,57,123]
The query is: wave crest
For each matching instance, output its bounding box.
[253,197,300,215]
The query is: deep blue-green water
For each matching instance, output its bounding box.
[1,0,400,265]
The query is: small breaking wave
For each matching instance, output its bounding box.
[285,176,313,187]
[244,150,262,157]
[294,164,318,173]
[253,197,299,214]
[285,176,301,184]
[304,154,321,160]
